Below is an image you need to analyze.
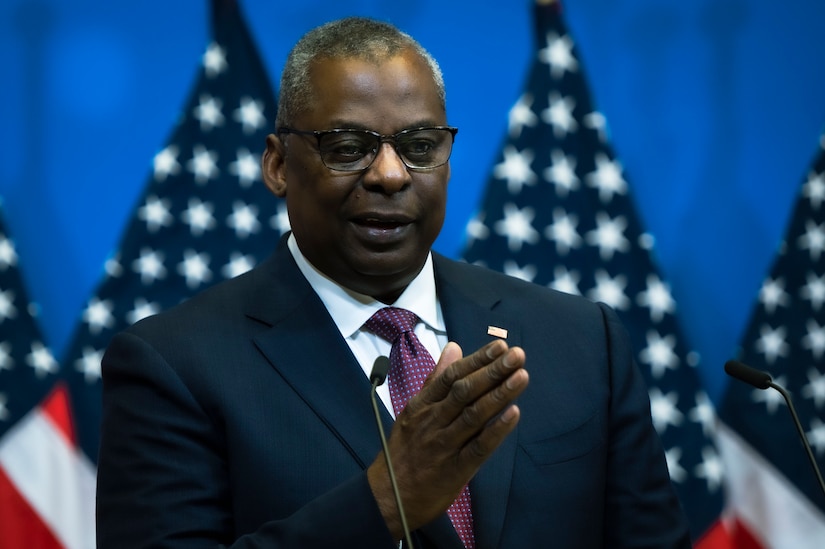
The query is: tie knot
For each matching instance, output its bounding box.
[365,307,419,343]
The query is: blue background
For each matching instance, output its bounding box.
[2,0,824,404]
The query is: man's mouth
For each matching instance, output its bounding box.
[356,218,405,229]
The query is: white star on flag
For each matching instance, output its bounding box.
[503,260,536,283]
[222,253,256,279]
[25,342,58,378]
[587,270,630,310]
[177,250,212,289]
[538,32,577,79]
[799,220,825,261]
[193,94,225,131]
[542,93,577,138]
[203,42,227,77]
[187,145,220,184]
[125,298,160,325]
[665,447,688,483]
[493,146,537,194]
[587,153,626,203]
[545,208,581,255]
[494,203,540,252]
[0,235,17,269]
[153,145,181,181]
[802,367,825,408]
[689,392,717,437]
[227,202,261,238]
[508,93,538,138]
[465,213,490,245]
[649,388,684,433]
[549,266,581,296]
[75,347,103,382]
[636,275,676,322]
[182,198,217,236]
[640,330,679,378]
[83,297,115,334]
[132,248,167,284]
[139,196,174,232]
[759,277,791,313]
[233,96,266,134]
[0,289,16,321]
[755,324,789,363]
[0,342,12,371]
[544,149,579,196]
[804,171,825,209]
[229,148,261,187]
[802,319,825,359]
[585,212,629,261]
[801,272,825,311]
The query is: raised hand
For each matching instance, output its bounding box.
[367,339,529,539]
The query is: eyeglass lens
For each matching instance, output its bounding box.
[319,128,454,171]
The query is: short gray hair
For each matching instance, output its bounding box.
[276,17,446,128]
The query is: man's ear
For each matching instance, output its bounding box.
[262,133,287,197]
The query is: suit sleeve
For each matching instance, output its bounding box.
[96,330,396,548]
[598,303,692,548]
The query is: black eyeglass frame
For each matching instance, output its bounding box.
[276,125,459,172]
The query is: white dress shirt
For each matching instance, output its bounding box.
[287,234,448,417]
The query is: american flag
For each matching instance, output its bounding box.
[50,0,281,544]
[0,203,95,549]
[718,132,825,548]
[461,1,730,545]
[61,0,283,467]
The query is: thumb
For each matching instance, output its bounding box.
[433,341,463,378]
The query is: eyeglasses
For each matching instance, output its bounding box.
[277,126,458,172]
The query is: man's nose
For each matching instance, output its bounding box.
[362,142,411,193]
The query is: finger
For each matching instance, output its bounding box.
[460,398,524,463]
[445,363,528,448]
[413,343,462,406]
[422,340,509,403]
[439,346,526,421]
[434,341,463,379]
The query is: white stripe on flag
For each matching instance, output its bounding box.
[0,407,96,549]
[717,422,825,548]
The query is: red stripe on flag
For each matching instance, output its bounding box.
[0,466,64,549]
[694,519,738,549]
[39,383,77,447]
[727,517,768,549]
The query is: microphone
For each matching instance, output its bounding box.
[369,356,414,548]
[724,360,825,500]
[724,360,772,389]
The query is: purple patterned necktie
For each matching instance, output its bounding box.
[365,307,476,549]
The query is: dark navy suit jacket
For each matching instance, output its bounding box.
[96,236,691,548]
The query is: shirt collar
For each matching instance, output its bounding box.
[287,233,444,339]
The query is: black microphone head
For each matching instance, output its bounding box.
[370,356,390,386]
[724,360,773,390]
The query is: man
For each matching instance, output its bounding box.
[96,17,691,548]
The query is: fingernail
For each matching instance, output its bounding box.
[486,341,504,359]
[502,351,516,369]
[501,406,517,423]
[505,372,518,390]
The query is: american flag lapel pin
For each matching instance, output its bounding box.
[487,326,508,339]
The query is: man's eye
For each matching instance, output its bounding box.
[323,137,372,158]
[401,140,435,158]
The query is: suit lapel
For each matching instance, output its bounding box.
[434,255,522,549]
[247,240,386,469]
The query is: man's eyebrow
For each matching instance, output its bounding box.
[322,120,445,133]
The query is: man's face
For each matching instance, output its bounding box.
[264,49,450,302]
